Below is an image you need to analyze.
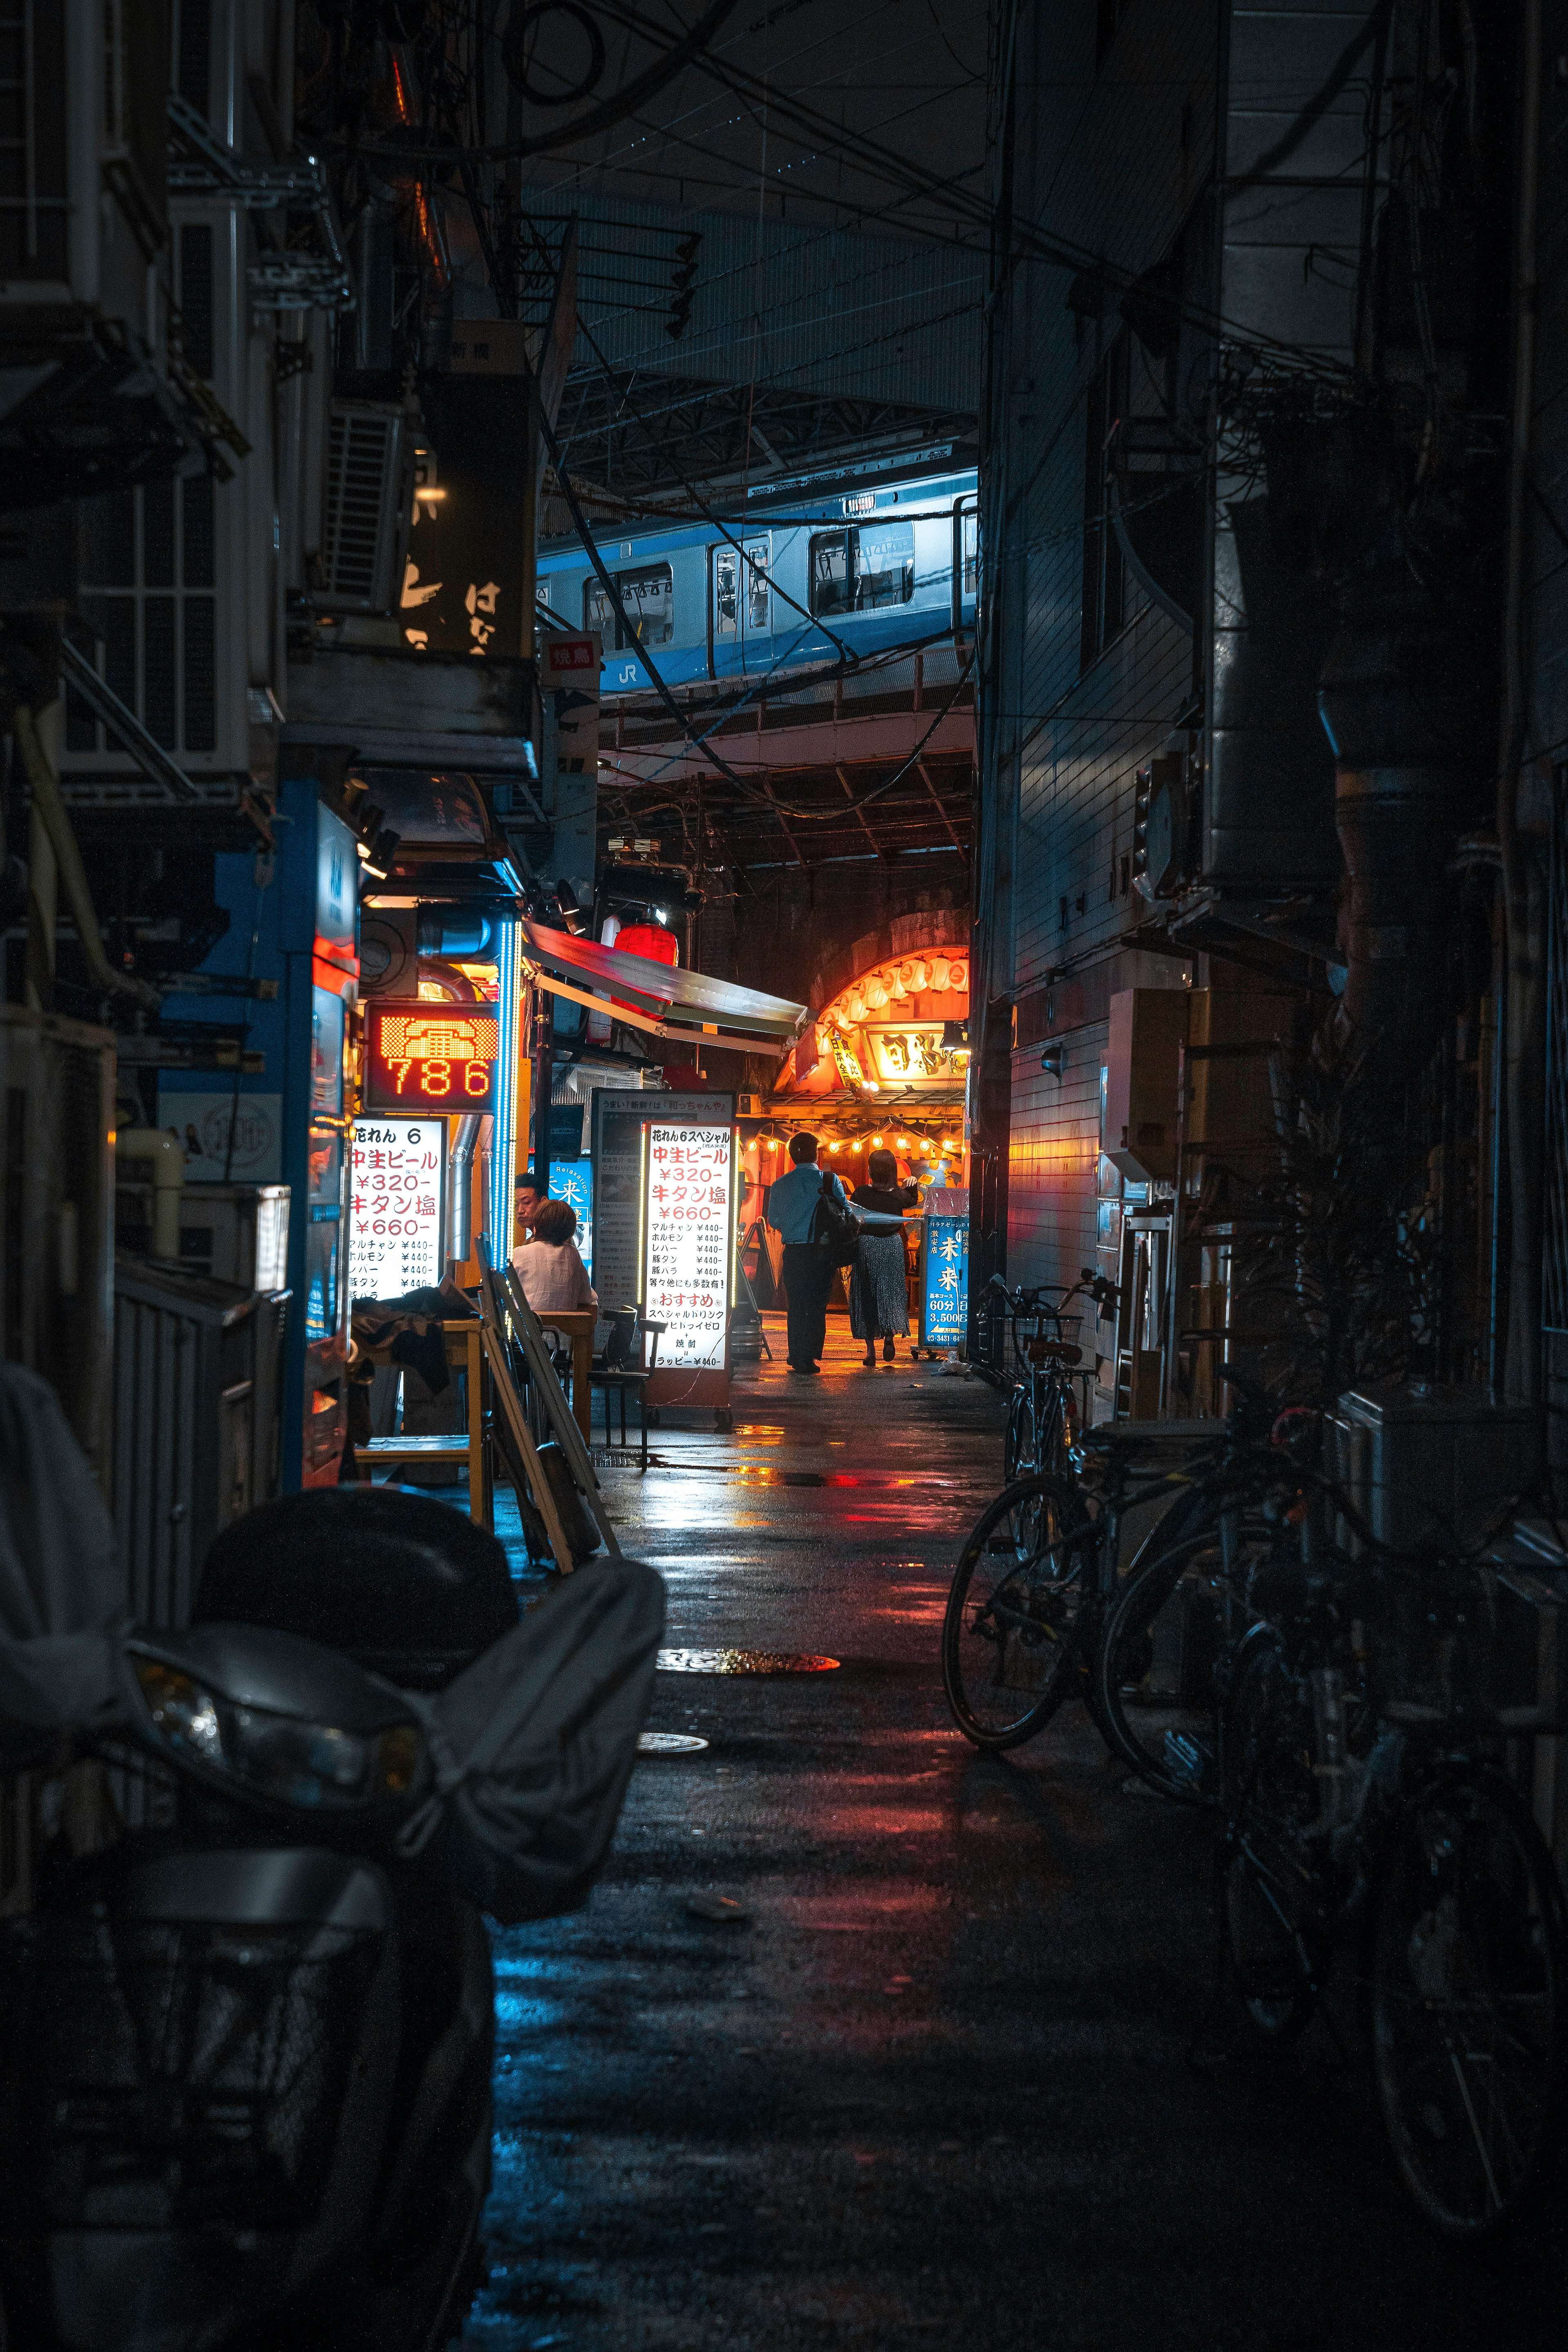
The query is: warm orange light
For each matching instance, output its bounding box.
[414,486,447,502]
[871,1134,883,1148]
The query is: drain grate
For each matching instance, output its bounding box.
[656,1648,840,1675]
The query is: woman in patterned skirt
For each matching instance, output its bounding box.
[849,1149,919,1365]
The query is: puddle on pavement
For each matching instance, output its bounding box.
[637,1731,710,1752]
[656,1648,840,1674]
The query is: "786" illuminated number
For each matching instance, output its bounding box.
[388,1057,490,1098]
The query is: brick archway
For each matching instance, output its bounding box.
[806,904,973,1020]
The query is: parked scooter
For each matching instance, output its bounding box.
[0,1484,663,2352]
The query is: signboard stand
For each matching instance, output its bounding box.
[918,1185,971,1359]
[590,1088,738,1427]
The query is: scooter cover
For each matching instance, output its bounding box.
[0,1368,129,1763]
[402,1554,665,1923]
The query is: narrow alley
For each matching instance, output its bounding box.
[463,1325,1559,2352]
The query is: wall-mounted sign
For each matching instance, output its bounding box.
[350,1119,447,1301]
[866,1025,967,1087]
[364,1002,500,1112]
[641,1121,734,1370]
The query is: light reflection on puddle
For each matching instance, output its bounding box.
[657,1648,840,1674]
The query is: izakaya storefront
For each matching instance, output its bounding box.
[739,943,971,1324]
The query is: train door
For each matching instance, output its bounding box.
[707,533,771,677]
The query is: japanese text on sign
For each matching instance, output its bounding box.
[922,1215,969,1346]
[641,1123,733,1369]
[349,1119,446,1301]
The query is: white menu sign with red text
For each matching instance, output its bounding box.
[349,1118,447,1301]
[641,1122,734,1369]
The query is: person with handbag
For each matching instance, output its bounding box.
[764,1130,855,1374]
[849,1149,920,1365]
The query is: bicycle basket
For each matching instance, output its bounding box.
[0,1907,384,2232]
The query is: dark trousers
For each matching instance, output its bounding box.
[781,1241,832,1366]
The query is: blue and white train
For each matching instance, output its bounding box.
[535,443,978,697]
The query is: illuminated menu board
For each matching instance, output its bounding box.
[641,1123,734,1370]
[349,1119,447,1300]
[364,1002,499,1112]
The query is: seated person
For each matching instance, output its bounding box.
[512,1195,597,1312]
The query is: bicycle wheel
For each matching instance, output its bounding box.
[1369,1769,1568,2237]
[1004,1383,1037,1482]
[942,1477,1096,1750]
[1219,1631,1321,2041]
[1092,1533,1219,1799]
[1095,1515,1276,1797]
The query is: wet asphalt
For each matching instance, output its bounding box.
[458,1317,1562,2352]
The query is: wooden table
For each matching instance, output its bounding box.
[537,1309,595,1441]
[354,1318,488,1524]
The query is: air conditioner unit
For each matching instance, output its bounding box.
[737,1094,764,1117]
[321,401,413,613]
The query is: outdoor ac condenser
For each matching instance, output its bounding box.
[320,400,414,613]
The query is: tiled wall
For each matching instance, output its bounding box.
[982,0,1218,1293]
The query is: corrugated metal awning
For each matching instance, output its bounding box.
[521,921,806,1058]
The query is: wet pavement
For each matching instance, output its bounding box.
[460,1316,1559,2352]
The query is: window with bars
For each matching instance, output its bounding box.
[66,479,218,757]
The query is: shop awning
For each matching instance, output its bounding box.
[521,921,806,1059]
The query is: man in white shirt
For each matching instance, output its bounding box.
[764,1131,849,1374]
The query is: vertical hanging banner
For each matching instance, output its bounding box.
[641,1123,735,1370]
[350,1118,448,1301]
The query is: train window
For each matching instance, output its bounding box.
[584,562,674,649]
[856,519,914,608]
[744,538,770,631]
[961,507,980,592]
[713,547,740,638]
[810,524,915,617]
[809,530,854,617]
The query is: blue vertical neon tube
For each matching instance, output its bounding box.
[488,920,523,1259]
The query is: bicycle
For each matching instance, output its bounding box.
[1214,1497,1568,2237]
[940,1369,1282,1755]
[989,1270,1114,1487]
[1090,1381,1322,1800]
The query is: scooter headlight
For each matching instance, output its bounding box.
[132,1659,424,1811]
[134,1658,225,1764]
